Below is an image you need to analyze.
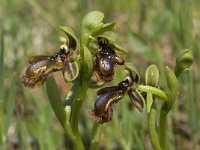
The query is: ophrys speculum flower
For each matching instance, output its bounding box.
[91,37,125,85]
[20,27,79,88]
[91,70,143,124]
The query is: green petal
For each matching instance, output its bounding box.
[100,22,116,33]
[98,31,117,42]
[59,26,79,52]
[124,62,140,83]
[81,11,104,36]
[62,62,79,82]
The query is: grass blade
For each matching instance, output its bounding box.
[0,29,5,148]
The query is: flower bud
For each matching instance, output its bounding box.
[175,49,193,77]
[145,64,159,87]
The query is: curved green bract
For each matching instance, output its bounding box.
[59,26,80,52]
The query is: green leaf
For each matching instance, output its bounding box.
[46,77,66,127]
[145,64,159,86]
[59,26,79,51]
[46,60,75,149]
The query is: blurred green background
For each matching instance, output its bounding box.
[0,0,200,149]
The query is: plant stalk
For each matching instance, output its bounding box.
[90,122,100,150]
[149,102,162,150]
[159,103,168,150]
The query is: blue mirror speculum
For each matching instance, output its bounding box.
[91,70,143,124]
[20,32,79,88]
[90,37,125,85]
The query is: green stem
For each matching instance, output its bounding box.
[90,122,100,150]
[70,79,88,150]
[159,103,168,150]
[159,66,179,150]
[149,102,162,150]
[137,85,168,101]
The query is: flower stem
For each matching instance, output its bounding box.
[90,122,100,150]
[159,103,168,150]
[149,102,162,150]
[69,78,88,150]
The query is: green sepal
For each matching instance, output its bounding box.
[82,45,93,83]
[81,11,104,37]
[98,31,117,42]
[145,64,159,86]
[112,42,128,54]
[59,26,79,52]
[100,22,116,33]
[124,62,140,83]
[97,31,127,54]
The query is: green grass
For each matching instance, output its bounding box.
[0,0,199,149]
